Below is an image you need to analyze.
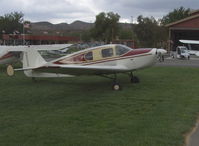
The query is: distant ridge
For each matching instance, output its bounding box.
[31,21,93,31]
[31,20,132,31]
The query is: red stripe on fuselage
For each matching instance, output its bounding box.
[0,52,14,61]
[83,53,152,66]
[123,49,151,57]
[54,49,152,65]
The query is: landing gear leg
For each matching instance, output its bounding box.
[130,72,140,83]
[99,74,122,91]
[112,74,122,91]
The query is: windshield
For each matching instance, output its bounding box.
[180,47,188,53]
[115,45,132,56]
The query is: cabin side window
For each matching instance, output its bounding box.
[115,45,130,56]
[101,48,113,58]
[85,51,93,60]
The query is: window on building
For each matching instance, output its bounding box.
[101,48,113,58]
[115,45,131,56]
[85,51,93,60]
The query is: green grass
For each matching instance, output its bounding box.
[0,66,199,146]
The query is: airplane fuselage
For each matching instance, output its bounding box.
[31,45,157,76]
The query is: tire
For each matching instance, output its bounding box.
[112,83,122,91]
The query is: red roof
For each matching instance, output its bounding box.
[3,34,80,42]
[166,14,199,28]
[166,9,199,29]
[190,9,199,16]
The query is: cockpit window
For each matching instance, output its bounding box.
[115,45,131,56]
[85,51,93,60]
[101,48,113,58]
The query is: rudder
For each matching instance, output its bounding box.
[22,48,46,68]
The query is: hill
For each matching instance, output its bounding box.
[30,20,133,35]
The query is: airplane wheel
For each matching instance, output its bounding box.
[7,65,14,76]
[131,76,140,83]
[112,83,121,91]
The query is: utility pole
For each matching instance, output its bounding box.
[23,20,30,45]
[23,22,25,45]
[131,16,134,24]
[2,30,5,45]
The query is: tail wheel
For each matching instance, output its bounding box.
[7,65,14,76]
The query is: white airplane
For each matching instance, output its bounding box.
[171,46,190,60]
[6,44,164,90]
[0,44,72,65]
[179,40,199,56]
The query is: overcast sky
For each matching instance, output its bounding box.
[0,0,199,24]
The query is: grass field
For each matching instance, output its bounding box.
[0,66,199,146]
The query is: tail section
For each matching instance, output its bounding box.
[21,48,72,78]
[22,48,47,77]
[22,48,46,68]
[6,47,73,78]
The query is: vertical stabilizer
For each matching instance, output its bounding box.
[23,48,46,68]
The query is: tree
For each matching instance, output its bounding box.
[81,30,92,42]
[119,29,134,40]
[133,15,167,48]
[0,11,24,38]
[161,6,191,25]
[91,12,120,43]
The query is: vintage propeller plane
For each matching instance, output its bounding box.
[6,44,163,90]
[179,40,199,56]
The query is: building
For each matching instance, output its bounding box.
[2,34,80,45]
[166,10,199,51]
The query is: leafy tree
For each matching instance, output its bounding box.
[91,12,120,43]
[81,30,92,42]
[119,29,134,40]
[133,15,167,48]
[0,12,24,38]
[161,6,191,25]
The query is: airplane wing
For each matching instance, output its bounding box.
[0,44,73,52]
[179,40,199,44]
[27,44,73,50]
[58,64,128,72]
[195,52,199,57]
[16,64,129,75]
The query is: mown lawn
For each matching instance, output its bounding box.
[0,66,199,146]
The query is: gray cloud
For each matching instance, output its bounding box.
[93,0,199,22]
[0,0,199,23]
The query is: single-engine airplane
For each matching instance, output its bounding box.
[179,40,199,56]
[0,44,72,65]
[6,44,164,90]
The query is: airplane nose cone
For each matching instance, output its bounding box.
[157,49,167,55]
[151,48,158,55]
